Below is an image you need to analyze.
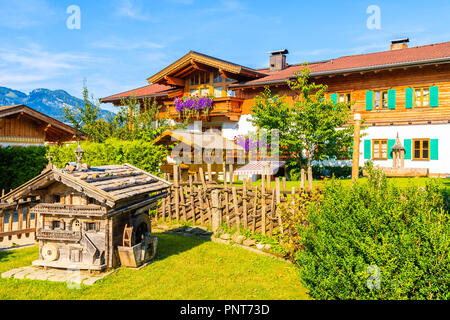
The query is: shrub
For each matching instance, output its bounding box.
[296,169,449,300]
[0,146,48,192]
[48,138,167,174]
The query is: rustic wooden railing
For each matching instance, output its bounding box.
[156,164,312,236]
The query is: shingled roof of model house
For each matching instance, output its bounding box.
[1,163,172,210]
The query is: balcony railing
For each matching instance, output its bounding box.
[31,203,106,217]
[36,228,82,241]
[165,96,244,121]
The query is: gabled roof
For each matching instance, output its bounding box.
[0,163,171,208]
[146,51,265,85]
[231,41,450,87]
[153,130,244,151]
[0,104,84,140]
[100,84,176,103]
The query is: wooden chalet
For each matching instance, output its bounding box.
[102,39,450,175]
[0,147,171,271]
[0,104,83,147]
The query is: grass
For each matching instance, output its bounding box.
[0,232,309,300]
[234,177,450,193]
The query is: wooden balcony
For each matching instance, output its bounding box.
[36,228,82,241]
[164,97,244,121]
[31,203,107,217]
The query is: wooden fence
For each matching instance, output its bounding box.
[0,189,36,243]
[156,164,313,236]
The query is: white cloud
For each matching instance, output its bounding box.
[91,38,164,50]
[115,0,154,21]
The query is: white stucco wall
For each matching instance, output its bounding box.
[222,114,257,141]
[358,123,450,175]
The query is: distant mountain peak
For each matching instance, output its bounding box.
[0,86,114,123]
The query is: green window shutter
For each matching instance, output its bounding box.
[388,89,396,109]
[430,139,438,160]
[364,140,371,159]
[331,93,337,104]
[405,88,413,109]
[404,139,412,160]
[430,86,439,107]
[387,139,395,159]
[365,91,373,111]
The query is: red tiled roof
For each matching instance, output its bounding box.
[101,84,175,102]
[232,41,450,87]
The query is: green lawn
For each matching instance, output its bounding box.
[235,177,450,193]
[0,232,309,300]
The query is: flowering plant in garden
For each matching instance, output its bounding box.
[174,95,214,116]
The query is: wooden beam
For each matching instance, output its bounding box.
[164,76,185,87]
[191,61,209,72]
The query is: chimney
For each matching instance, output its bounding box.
[268,49,288,72]
[390,38,409,51]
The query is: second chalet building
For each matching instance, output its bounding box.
[101,39,450,176]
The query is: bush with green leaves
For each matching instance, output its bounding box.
[48,138,167,174]
[0,146,48,192]
[296,169,449,300]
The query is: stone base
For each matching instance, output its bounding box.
[32,259,107,271]
[1,265,114,286]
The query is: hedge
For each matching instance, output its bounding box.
[48,138,167,174]
[296,169,449,299]
[0,146,48,192]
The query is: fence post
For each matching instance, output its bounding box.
[300,169,305,190]
[173,165,180,221]
[211,189,222,235]
[307,166,313,191]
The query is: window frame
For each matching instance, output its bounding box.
[337,92,352,104]
[413,87,430,108]
[412,138,430,161]
[372,139,388,160]
[373,90,389,110]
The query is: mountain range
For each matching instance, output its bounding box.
[0,87,114,122]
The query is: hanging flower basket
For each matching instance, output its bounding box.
[174,95,214,118]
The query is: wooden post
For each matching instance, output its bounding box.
[207,163,213,183]
[242,177,248,229]
[179,187,187,221]
[282,177,286,194]
[252,187,258,234]
[266,164,271,191]
[228,164,234,185]
[275,178,283,234]
[307,166,313,191]
[189,175,196,223]
[0,211,4,242]
[8,210,13,240]
[197,186,206,225]
[232,187,240,233]
[199,167,207,188]
[17,207,23,239]
[173,165,180,222]
[222,163,227,189]
[352,113,361,180]
[211,189,223,235]
[300,169,305,190]
[161,196,166,222]
[261,171,266,236]
[291,187,296,217]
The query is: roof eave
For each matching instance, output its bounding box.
[230,57,450,88]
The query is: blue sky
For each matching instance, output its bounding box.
[1,0,450,111]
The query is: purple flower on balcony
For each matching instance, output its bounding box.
[174,96,214,115]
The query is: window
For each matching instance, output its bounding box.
[52,220,64,230]
[413,139,430,160]
[189,71,209,86]
[213,86,222,97]
[372,139,388,160]
[374,90,388,109]
[213,71,223,83]
[86,222,97,231]
[414,87,430,107]
[200,87,209,97]
[338,93,351,103]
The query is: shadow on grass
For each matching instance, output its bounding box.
[153,227,211,261]
[0,250,13,263]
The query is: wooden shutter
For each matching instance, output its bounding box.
[387,139,396,159]
[365,91,373,111]
[404,139,412,160]
[388,89,396,109]
[430,139,438,160]
[430,86,439,107]
[405,88,413,109]
[331,93,337,104]
[364,140,371,159]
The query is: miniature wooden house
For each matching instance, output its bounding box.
[0,148,171,271]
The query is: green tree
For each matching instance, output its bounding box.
[250,64,354,174]
[63,79,104,141]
